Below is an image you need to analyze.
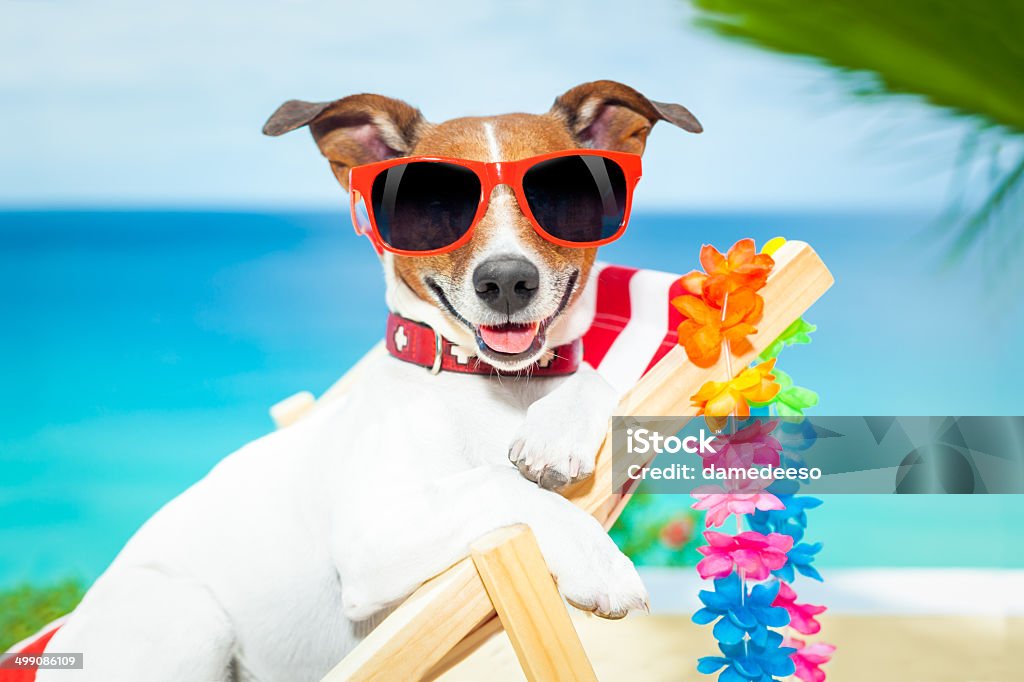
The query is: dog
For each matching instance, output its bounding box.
[39,80,700,681]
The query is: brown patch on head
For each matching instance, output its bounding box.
[412,113,576,161]
[393,113,593,312]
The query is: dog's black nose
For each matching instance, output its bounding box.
[473,256,539,314]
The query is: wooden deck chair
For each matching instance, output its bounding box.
[269,241,833,682]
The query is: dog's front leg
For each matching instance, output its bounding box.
[509,362,617,489]
[332,465,645,622]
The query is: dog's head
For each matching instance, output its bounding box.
[265,81,700,371]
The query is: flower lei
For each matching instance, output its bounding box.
[675,237,834,682]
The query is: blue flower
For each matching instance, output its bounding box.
[773,541,824,582]
[765,476,800,497]
[776,418,819,452]
[748,494,822,543]
[693,573,790,646]
[697,630,797,681]
[765,452,810,496]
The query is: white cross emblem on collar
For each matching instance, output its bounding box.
[450,345,475,365]
[393,325,409,352]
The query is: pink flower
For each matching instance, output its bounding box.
[691,492,785,528]
[786,637,835,682]
[773,581,827,635]
[696,530,794,580]
[694,478,773,494]
[700,420,782,471]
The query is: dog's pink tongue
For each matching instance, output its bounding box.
[478,322,539,354]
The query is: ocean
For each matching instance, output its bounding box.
[1,209,1021,587]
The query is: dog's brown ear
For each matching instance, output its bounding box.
[550,80,701,155]
[263,94,427,188]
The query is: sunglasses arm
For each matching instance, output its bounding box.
[349,189,385,255]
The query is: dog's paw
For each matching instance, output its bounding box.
[542,521,648,620]
[508,418,596,490]
[508,384,614,490]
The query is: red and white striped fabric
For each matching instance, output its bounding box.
[1,262,685,680]
[582,262,685,392]
[0,617,67,682]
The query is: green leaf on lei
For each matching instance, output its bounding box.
[758,317,816,361]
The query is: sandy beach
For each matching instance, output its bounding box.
[439,613,1022,681]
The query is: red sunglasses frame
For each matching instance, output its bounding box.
[348,149,643,256]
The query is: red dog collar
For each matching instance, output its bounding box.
[385,313,581,376]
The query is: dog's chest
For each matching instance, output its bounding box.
[352,356,562,469]
[427,372,542,467]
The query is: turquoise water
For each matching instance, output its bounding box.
[1,209,1021,587]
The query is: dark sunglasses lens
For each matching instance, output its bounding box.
[370,162,481,252]
[522,155,628,244]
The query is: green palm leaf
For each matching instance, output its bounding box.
[691,0,1024,262]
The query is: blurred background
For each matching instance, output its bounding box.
[2,0,1022,659]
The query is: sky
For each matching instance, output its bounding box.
[0,0,974,211]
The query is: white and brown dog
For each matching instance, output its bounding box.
[41,80,700,681]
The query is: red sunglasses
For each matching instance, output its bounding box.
[348,149,642,256]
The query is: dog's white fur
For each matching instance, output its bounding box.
[40,122,646,682]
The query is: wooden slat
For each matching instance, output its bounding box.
[567,239,835,525]
[470,526,597,682]
[423,616,503,681]
[320,558,494,682]
[324,241,833,680]
[269,391,316,429]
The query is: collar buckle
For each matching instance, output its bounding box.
[429,327,443,375]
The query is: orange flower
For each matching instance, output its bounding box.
[691,359,781,429]
[673,287,764,367]
[680,238,775,307]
